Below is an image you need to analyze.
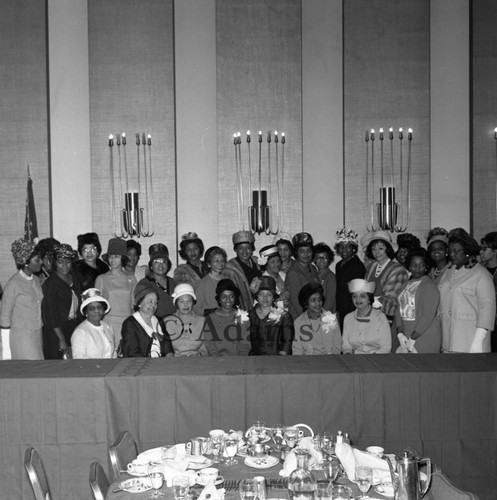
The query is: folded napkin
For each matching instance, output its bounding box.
[279,437,321,477]
[335,442,392,485]
[197,482,225,500]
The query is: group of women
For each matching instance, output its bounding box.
[0,224,495,360]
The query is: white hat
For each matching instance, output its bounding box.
[171,283,196,303]
[80,288,110,315]
[348,279,375,294]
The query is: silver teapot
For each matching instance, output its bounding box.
[386,449,431,500]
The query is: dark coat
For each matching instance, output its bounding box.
[121,315,174,357]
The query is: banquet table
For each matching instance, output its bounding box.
[0,354,495,500]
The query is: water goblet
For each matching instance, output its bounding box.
[210,434,224,464]
[323,458,340,485]
[316,482,332,500]
[271,424,285,451]
[283,426,298,449]
[149,471,165,499]
[320,433,335,462]
[239,478,257,500]
[224,436,239,465]
[330,484,352,499]
[355,466,373,499]
[172,475,190,500]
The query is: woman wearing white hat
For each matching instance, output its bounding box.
[71,288,117,359]
[364,231,408,325]
[163,284,207,356]
[342,279,391,354]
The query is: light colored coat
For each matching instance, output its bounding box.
[438,263,496,352]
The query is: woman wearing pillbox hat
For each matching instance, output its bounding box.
[0,239,44,360]
[334,227,366,331]
[72,232,109,292]
[95,238,137,345]
[224,230,262,312]
[342,279,391,354]
[42,243,82,359]
[163,284,207,356]
[173,232,209,288]
[284,232,320,320]
[134,243,177,320]
[248,276,293,355]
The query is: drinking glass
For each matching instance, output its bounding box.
[172,475,190,500]
[320,433,335,462]
[149,471,165,499]
[271,424,285,451]
[316,482,332,500]
[239,478,257,500]
[355,466,373,498]
[330,484,352,499]
[224,436,239,465]
[323,458,340,485]
[210,434,224,464]
[284,426,299,449]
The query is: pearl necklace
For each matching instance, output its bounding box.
[375,259,390,278]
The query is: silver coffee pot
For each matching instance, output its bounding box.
[386,449,431,500]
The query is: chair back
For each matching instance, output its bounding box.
[89,461,110,500]
[24,447,52,500]
[109,430,139,479]
[293,423,314,437]
[426,471,479,500]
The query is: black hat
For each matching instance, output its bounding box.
[77,232,102,255]
[257,276,277,295]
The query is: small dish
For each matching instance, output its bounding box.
[374,484,395,498]
[121,478,152,493]
[244,455,279,469]
[196,475,224,486]
[188,458,213,470]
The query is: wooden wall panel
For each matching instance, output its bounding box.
[0,1,49,284]
[88,0,176,255]
[343,0,431,245]
[216,0,303,253]
[472,0,497,239]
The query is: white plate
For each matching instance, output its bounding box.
[196,475,224,486]
[244,456,279,469]
[374,485,394,498]
[188,458,213,470]
[121,478,152,493]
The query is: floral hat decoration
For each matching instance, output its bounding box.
[334,227,359,250]
[11,238,37,266]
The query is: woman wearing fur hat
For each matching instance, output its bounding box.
[224,230,262,312]
[121,287,174,357]
[134,243,177,320]
[71,288,116,359]
[42,243,82,359]
[284,232,320,321]
[334,227,366,331]
[95,238,137,344]
[163,284,207,356]
[72,232,109,292]
[364,231,408,323]
[0,239,44,360]
[173,232,209,288]
[342,279,391,354]
[439,228,496,353]
[249,276,293,355]
[202,279,250,356]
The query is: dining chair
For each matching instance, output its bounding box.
[89,461,110,500]
[427,471,479,500]
[109,430,139,479]
[24,447,52,500]
[293,423,314,437]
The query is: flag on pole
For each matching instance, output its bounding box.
[24,166,38,242]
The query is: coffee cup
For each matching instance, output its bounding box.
[197,467,219,484]
[209,429,226,439]
[127,459,148,475]
[377,483,394,496]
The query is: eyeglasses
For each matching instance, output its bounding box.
[83,246,97,253]
[153,259,167,265]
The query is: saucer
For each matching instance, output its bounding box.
[196,475,224,486]
[244,456,279,469]
[188,458,213,470]
[374,484,395,498]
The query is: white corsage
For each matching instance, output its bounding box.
[235,307,249,325]
[372,296,382,309]
[258,255,268,266]
[268,303,287,323]
[321,311,338,334]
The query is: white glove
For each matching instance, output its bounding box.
[1,329,12,360]
[372,296,383,309]
[405,338,417,353]
[469,328,487,353]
